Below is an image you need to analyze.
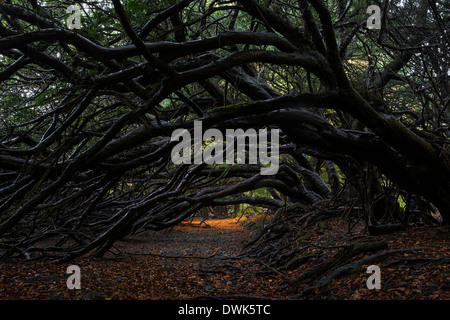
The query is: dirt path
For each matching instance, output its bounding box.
[1,217,449,300]
[1,217,288,300]
[118,218,249,259]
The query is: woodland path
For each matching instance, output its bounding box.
[0,216,449,300]
[0,217,288,299]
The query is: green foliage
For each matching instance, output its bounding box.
[350,265,363,274]
[232,204,262,218]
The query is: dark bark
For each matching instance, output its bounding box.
[0,0,448,261]
[289,237,388,291]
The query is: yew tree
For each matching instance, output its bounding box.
[0,0,448,260]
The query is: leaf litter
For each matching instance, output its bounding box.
[0,217,448,300]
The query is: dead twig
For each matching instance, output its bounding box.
[253,258,290,280]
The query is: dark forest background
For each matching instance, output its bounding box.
[0,0,448,291]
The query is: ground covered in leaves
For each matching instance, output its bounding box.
[0,216,449,300]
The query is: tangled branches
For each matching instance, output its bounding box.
[0,0,449,261]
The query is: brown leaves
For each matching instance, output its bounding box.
[1,219,449,300]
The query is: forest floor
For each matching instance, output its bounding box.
[0,215,449,300]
